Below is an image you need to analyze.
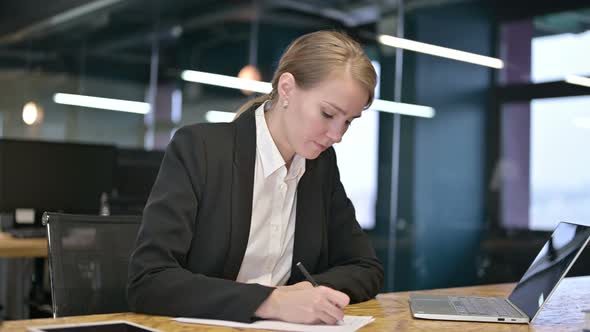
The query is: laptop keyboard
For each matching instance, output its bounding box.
[449,296,522,317]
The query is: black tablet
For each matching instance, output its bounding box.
[27,321,161,332]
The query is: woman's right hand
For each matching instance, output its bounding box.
[276,281,313,292]
[255,285,350,325]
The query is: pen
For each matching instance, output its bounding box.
[296,262,344,325]
[296,262,319,287]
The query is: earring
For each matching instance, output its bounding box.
[282,100,289,109]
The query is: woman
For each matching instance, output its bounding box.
[127,30,383,325]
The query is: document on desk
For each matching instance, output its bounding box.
[174,315,375,332]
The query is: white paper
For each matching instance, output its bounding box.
[174,315,374,332]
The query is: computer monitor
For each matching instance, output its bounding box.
[111,148,164,214]
[0,139,116,219]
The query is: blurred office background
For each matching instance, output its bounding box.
[0,0,589,319]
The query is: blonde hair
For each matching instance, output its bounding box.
[235,30,376,118]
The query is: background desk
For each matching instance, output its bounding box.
[0,233,47,258]
[3,276,588,332]
[0,232,48,320]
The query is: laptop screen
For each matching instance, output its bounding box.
[508,222,590,320]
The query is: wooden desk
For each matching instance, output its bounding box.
[3,276,588,332]
[0,232,47,258]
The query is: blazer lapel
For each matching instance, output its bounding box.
[290,159,324,282]
[223,106,257,280]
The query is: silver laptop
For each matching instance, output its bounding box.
[409,222,590,324]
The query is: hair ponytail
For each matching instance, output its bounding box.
[233,30,376,121]
[234,94,270,120]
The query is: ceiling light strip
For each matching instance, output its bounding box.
[378,34,504,69]
[565,74,590,88]
[53,93,150,114]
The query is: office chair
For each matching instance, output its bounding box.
[42,212,141,317]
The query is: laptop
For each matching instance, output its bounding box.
[409,221,590,324]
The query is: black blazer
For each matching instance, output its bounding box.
[127,104,383,322]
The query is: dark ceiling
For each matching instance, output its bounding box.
[0,0,588,83]
[0,0,389,51]
[0,0,395,82]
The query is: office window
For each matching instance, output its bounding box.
[499,7,590,85]
[531,30,590,83]
[499,8,590,231]
[530,96,590,230]
[500,96,590,231]
[529,24,590,230]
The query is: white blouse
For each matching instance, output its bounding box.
[235,102,306,286]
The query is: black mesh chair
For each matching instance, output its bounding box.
[42,212,141,317]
